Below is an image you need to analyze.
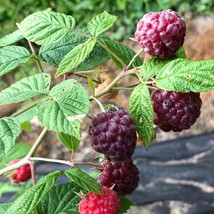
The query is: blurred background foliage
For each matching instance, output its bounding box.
[1,0,214,40]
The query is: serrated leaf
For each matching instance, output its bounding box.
[155,58,214,92]
[0,117,21,158]
[0,30,24,47]
[0,73,51,104]
[88,11,117,37]
[17,10,75,45]
[37,79,89,136]
[39,33,109,69]
[0,143,31,169]
[65,168,101,194]
[0,45,31,76]
[129,84,154,148]
[56,38,96,77]
[37,182,82,214]
[57,132,80,152]
[5,171,60,214]
[119,196,134,214]
[99,37,143,68]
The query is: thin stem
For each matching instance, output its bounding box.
[28,40,44,73]
[74,73,100,83]
[126,48,144,71]
[29,157,71,166]
[74,30,93,39]
[30,162,36,185]
[26,128,48,158]
[12,103,37,117]
[112,86,135,91]
[91,97,105,112]
[96,38,126,68]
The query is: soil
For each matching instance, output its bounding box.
[1,15,214,160]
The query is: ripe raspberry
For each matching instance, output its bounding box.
[89,109,137,161]
[151,90,202,132]
[135,10,186,59]
[99,159,139,195]
[78,187,120,214]
[8,159,31,183]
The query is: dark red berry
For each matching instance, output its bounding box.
[99,159,139,195]
[135,10,186,59]
[8,159,31,183]
[89,109,137,161]
[151,90,202,132]
[78,187,120,214]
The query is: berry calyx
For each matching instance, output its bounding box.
[135,9,186,59]
[151,89,202,132]
[99,159,139,195]
[89,109,137,161]
[78,187,120,214]
[8,159,31,183]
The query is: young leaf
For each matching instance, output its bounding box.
[0,30,24,47]
[87,11,117,37]
[155,58,214,92]
[0,45,31,76]
[119,196,134,214]
[5,171,60,214]
[65,168,101,194]
[57,132,80,152]
[56,38,96,77]
[0,117,21,158]
[0,73,51,105]
[0,143,31,169]
[99,37,143,68]
[129,84,154,149]
[87,75,95,94]
[17,10,75,45]
[37,182,82,214]
[37,79,90,136]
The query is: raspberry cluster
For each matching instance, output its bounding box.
[89,109,139,195]
[8,159,31,183]
[151,89,202,132]
[135,9,186,59]
[78,187,120,214]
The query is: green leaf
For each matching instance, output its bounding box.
[0,203,11,212]
[0,30,24,47]
[17,10,75,45]
[37,79,90,136]
[39,33,109,69]
[65,168,101,194]
[129,84,154,149]
[99,37,143,68]
[0,117,21,159]
[0,183,20,197]
[87,75,95,94]
[57,132,80,152]
[0,143,31,169]
[5,171,60,214]
[87,11,117,37]
[37,182,82,214]
[56,38,96,77]
[156,58,214,92]
[0,73,51,104]
[119,196,134,214]
[0,45,31,76]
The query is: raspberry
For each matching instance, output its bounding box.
[135,10,186,59]
[151,90,202,132]
[78,187,120,214]
[99,159,139,195]
[89,109,137,161]
[8,159,31,183]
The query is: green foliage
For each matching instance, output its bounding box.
[37,79,90,136]
[37,182,82,214]
[0,45,31,76]
[0,30,24,47]
[0,118,21,158]
[119,195,134,214]
[17,10,75,45]
[130,84,154,148]
[0,73,51,104]
[5,171,61,214]
[65,168,101,194]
